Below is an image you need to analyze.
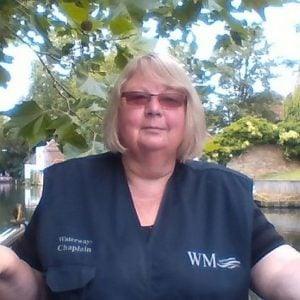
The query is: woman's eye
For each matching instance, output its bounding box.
[133,94,147,100]
[125,92,149,105]
[161,95,181,106]
[165,97,177,102]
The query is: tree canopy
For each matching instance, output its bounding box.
[284,83,300,121]
[0,116,29,178]
[0,0,298,155]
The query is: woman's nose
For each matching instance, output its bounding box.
[144,95,162,116]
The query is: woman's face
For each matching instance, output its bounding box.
[118,71,186,157]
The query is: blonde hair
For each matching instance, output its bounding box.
[103,52,206,161]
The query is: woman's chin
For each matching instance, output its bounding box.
[137,139,169,152]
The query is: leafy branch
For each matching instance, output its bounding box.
[4,25,80,112]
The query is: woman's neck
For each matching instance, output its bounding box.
[122,151,176,181]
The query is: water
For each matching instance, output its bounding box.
[262,208,300,250]
[0,184,41,234]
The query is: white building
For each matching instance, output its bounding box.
[24,139,64,185]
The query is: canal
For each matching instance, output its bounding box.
[0,183,41,233]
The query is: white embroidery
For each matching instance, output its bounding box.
[57,235,93,254]
[217,257,241,269]
[187,251,241,269]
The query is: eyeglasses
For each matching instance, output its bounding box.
[121,91,187,109]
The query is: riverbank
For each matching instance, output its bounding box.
[0,176,13,183]
[255,193,300,208]
[254,179,300,208]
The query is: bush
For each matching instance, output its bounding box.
[203,116,278,164]
[277,120,300,160]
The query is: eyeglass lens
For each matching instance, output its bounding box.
[121,91,186,108]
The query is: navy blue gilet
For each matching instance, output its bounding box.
[15,152,254,299]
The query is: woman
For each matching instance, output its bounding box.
[1,53,300,299]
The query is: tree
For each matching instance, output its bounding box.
[0,0,296,152]
[206,25,280,126]
[237,91,283,122]
[170,25,284,132]
[23,61,109,155]
[284,84,300,121]
[0,116,29,178]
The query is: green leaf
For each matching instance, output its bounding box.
[0,65,11,88]
[47,47,62,60]
[230,30,242,46]
[48,115,88,150]
[75,63,89,85]
[114,45,132,69]
[61,42,74,56]
[91,20,103,31]
[125,3,145,25]
[18,114,52,146]
[32,113,51,136]
[242,0,283,19]
[3,101,52,146]
[202,60,217,70]
[127,35,157,53]
[31,14,50,43]
[17,121,40,145]
[78,76,107,98]
[56,27,73,37]
[214,34,231,50]
[62,143,84,159]
[78,141,105,157]
[173,0,202,26]
[242,0,283,10]
[61,129,88,149]
[47,115,71,130]
[0,0,12,9]
[204,0,225,12]
[109,15,135,35]
[4,101,44,127]
[59,0,89,25]
[222,11,248,39]
[124,0,160,10]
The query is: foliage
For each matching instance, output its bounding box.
[170,24,284,131]
[259,170,300,180]
[1,0,274,88]
[18,62,108,153]
[0,116,29,178]
[204,116,278,164]
[207,25,280,126]
[204,115,300,164]
[278,84,300,159]
[284,85,300,121]
[237,91,283,122]
[0,0,296,153]
[277,120,300,160]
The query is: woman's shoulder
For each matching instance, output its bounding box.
[43,151,120,176]
[183,159,252,183]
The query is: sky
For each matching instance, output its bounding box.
[0,45,35,111]
[0,3,299,112]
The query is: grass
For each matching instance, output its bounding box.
[258,169,300,180]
